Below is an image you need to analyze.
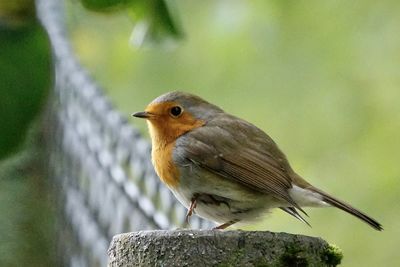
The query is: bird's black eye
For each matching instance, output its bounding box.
[170,106,183,117]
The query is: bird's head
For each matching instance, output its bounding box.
[133,91,223,146]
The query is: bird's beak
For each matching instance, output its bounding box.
[132,111,153,119]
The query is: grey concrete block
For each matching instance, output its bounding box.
[108,230,342,267]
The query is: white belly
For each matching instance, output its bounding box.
[168,173,284,226]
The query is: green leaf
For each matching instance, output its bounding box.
[80,0,134,12]
[129,0,183,47]
[0,21,52,160]
[78,0,183,47]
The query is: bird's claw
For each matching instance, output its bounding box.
[184,197,197,226]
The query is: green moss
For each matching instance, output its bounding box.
[217,248,246,267]
[217,249,270,267]
[253,258,270,267]
[216,240,342,267]
[280,245,309,267]
[322,244,343,266]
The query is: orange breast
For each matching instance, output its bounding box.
[145,101,205,188]
[151,141,180,188]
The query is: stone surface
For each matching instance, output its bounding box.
[108,230,342,267]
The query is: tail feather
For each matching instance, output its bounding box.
[309,186,383,231]
[280,207,311,227]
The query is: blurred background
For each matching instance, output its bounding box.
[68,0,400,266]
[1,0,399,266]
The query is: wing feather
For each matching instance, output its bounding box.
[174,116,302,209]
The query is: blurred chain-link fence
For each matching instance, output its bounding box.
[37,0,212,266]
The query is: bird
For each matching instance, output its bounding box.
[132,91,383,231]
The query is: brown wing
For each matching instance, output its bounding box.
[174,114,303,210]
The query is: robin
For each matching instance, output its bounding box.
[133,91,382,231]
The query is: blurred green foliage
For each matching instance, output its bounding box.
[68,0,400,266]
[0,0,36,25]
[0,1,52,160]
[79,0,182,46]
[80,0,133,12]
[0,129,56,267]
[0,1,55,266]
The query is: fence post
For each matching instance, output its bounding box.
[108,230,342,266]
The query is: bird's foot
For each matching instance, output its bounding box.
[184,196,198,227]
[213,219,239,230]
